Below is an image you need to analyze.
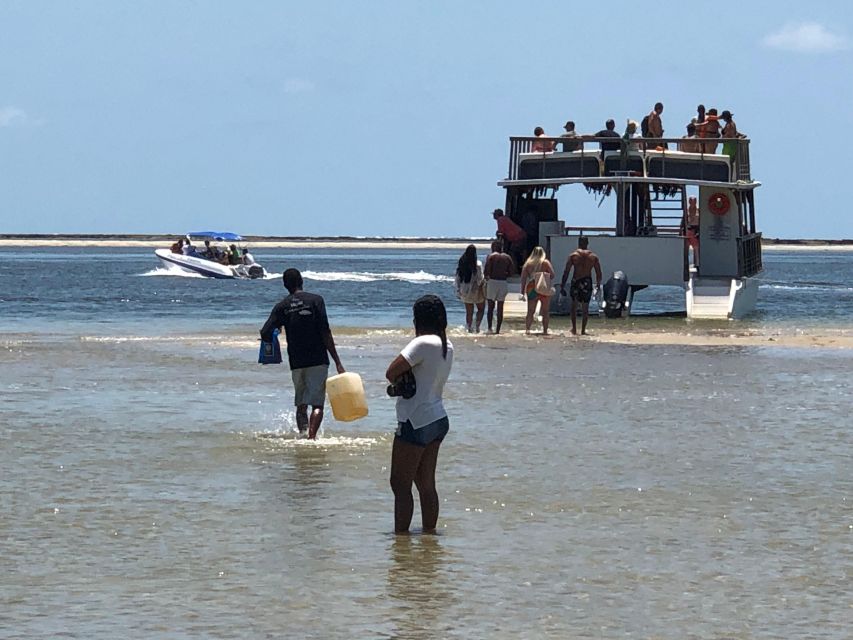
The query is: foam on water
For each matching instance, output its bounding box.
[251,431,380,449]
[139,266,205,278]
[302,269,452,283]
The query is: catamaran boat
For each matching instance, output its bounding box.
[155,231,267,279]
[498,133,762,319]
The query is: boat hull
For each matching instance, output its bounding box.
[155,249,241,279]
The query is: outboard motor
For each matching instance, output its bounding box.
[601,271,630,318]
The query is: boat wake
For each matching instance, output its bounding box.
[139,266,205,278]
[301,270,452,283]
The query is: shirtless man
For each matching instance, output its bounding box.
[647,102,664,139]
[483,240,515,334]
[560,236,602,335]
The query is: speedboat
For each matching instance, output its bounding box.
[155,231,267,279]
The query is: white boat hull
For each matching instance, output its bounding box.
[154,249,265,279]
[686,275,758,319]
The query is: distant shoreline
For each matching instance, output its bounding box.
[0,234,852,250]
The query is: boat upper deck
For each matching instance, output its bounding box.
[499,136,758,190]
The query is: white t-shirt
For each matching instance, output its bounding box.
[395,334,454,429]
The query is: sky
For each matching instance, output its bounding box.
[1,1,852,239]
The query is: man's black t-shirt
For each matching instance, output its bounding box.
[260,291,330,370]
[595,129,621,152]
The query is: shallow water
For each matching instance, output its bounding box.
[2,248,852,638]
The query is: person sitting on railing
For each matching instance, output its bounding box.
[695,108,721,153]
[594,119,621,155]
[531,126,555,152]
[679,123,702,153]
[560,120,581,152]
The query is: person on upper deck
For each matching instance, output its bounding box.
[720,110,743,163]
[647,102,664,138]
[694,104,706,126]
[679,122,702,153]
[560,121,581,152]
[695,108,720,153]
[623,120,640,150]
[531,126,555,152]
[595,119,621,153]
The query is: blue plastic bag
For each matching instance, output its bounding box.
[258,329,283,365]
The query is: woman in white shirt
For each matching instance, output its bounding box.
[385,295,454,534]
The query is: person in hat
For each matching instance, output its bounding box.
[720,110,741,163]
[560,120,580,152]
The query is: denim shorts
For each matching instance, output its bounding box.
[395,416,450,447]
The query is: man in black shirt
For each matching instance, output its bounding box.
[261,268,345,439]
[595,119,621,152]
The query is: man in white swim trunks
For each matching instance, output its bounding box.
[483,240,515,334]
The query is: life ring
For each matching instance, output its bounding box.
[708,192,730,216]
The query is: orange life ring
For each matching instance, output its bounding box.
[708,192,730,216]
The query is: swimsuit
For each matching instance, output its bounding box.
[570,276,594,303]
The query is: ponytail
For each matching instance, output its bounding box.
[413,294,448,359]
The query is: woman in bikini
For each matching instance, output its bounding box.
[520,245,556,335]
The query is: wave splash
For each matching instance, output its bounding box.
[302,270,452,284]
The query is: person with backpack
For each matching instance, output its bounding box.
[642,102,664,149]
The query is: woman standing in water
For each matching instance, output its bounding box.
[455,244,485,333]
[520,245,556,335]
[386,295,454,534]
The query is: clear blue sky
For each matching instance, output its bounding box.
[1,1,851,238]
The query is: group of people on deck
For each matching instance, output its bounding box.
[169,237,256,266]
[455,227,602,338]
[533,102,744,160]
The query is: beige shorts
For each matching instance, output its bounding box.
[292,364,328,407]
[485,279,509,301]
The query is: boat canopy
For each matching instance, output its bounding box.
[187,231,244,242]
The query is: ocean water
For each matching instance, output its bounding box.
[1,246,852,639]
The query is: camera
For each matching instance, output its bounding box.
[386,371,416,399]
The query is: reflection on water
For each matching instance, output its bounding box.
[387,535,454,640]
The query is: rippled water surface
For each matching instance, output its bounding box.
[1,248,852,638]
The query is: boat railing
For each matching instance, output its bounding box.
[738,232,763,277]
[506,136,751,183]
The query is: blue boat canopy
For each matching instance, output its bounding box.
[187,231,244,242]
